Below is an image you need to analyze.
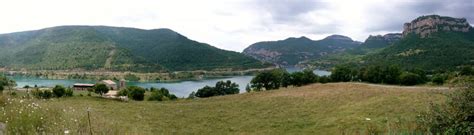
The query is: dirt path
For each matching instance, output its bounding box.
[104,48,116,69]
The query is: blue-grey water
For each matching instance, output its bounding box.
[10,68,330,97]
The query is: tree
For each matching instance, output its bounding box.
[301,69,318,85]
[24,85,30,94]
[52,85,66,97]
[126,86,145,101]
[195,80,240,98]
[187,91,196,99]
[281,72,291,88]
[383,65,402,84]
[149,88,177,101]
[215,80,239,95]
[319,76,330,84]
[431,75,445,85]
[250,69,287,91]
[290,72,305,86]
[195,86,215,98]
[94,83,109,96]
[331,65,353,82]
[399,72,423,86]
[245,84,251,93]
[460,66,473,76]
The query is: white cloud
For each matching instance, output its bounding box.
[0,0,472,52]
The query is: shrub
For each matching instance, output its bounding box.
[419,79,474,134]
[319,76,330,84]
[187,91,196,99]
[195,86,216,98]
[93,83,109,96]
[32,90,53,99]
[250,69,287,91]
[148,88,177,101]
[431,75,445,85]
[64,88,74,97]
[117,89,129,96]
[459,66,473,76]
[196,80,239,98]
[399,72,423,86]
[125,86,145,101]
[331,65,353,82]
[52,85,66,97]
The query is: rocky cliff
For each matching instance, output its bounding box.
[403,15,471,38]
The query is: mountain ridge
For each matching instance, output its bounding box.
[0,25,271,72]
[242,35,361,66]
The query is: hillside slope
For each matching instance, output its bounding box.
[19,83,447,134]
[242,35,361,66]
[0,26,270,72]
[364,15,474,70]
[303,33,401,69]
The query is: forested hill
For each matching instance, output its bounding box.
[242,35,361,66]
[0,26,271,72]
[364,15,474,71]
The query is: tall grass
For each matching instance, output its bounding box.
[0,96,89,134]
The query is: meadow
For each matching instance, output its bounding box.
[0,83,449,134]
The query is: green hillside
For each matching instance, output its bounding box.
[303,34,401,69]
[0,26,270,72]
[242,35,361,66]
[364,30,474,71]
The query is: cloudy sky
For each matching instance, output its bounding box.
[0,0,473,52]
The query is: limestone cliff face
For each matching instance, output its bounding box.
[403,15,471,38]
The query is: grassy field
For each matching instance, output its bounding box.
[0,83,449,134]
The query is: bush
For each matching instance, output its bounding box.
[148,88,177,101]
[319,76,330,84]
[250,69,287,91]
[64,88,74,97]
[431,75,445,85]
[117,89,129,96]
[460,66,473,76]
[32,90,53,99]
[399,72,423,86]
[196,80,239,98]
[419,80,473,134]
[93,83,109,96]
[124,86,145,101]
[331,65,354,82]
[52,85,66,97]
[187,91,196,99]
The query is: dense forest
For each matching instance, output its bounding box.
[0,26,271,72]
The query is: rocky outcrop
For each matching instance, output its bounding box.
[382,33,402,44]
[403,15,471,38]
[366,33,402,44]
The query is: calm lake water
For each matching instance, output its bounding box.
[10,68,331,97]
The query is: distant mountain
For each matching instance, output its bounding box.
[242,35,361,66]
[302,33,401,69]
[360,33,402,49]
[0,26,270,72]
[364,15,474,70]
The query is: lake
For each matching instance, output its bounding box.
[10,68,331,97]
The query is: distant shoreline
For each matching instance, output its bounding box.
[1,67,276,82]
